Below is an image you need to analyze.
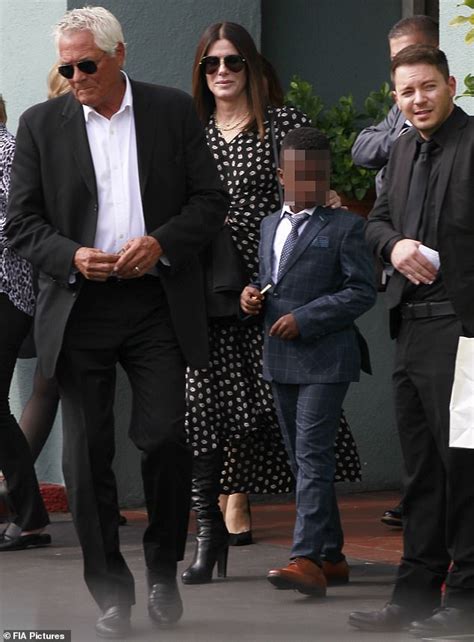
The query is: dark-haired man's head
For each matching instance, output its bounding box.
[388,15,439,60]
[278,127,331,212]
[391,45,455,140]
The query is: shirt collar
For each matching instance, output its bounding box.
[280,204,317,219]
[83,71,132,122]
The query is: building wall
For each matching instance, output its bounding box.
[440,0,474,115]
[0,0,67,133]
[261,0,401,111]
[88,0,261,92]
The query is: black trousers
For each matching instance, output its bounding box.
[0,293,49,531]
[56,277,192,610]
[391,314,474,613]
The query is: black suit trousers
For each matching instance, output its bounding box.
[391,314,474,612]
[0,293,49,531]
[56,277,192,610]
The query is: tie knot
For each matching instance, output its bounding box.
[284,212,309,228]
[418,139,436,160]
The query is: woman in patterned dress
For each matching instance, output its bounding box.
[182,23,361,584]
[0,95,50,550]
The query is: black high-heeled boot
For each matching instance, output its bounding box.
[181,449,229,585]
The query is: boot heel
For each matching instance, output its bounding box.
[217,546,228,578]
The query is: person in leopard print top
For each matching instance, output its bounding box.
[0,95,50,551]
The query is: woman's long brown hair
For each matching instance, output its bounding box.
[191,22,267,139]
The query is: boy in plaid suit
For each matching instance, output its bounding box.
[241,127,376,596]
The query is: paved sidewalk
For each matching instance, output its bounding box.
[0,491,461,642]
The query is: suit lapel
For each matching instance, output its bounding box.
[277,207,329,280]
[434,110,467,231]
[262,211,281,282]
[131,80,157,198]
[61,95,97,200]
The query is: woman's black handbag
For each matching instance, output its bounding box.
[202,224,248,319]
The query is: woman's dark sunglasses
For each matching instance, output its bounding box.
[58,57,102,80]
[200,55,246,75]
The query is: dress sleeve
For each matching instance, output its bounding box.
[0,133,15,203]
[0,133,16,249]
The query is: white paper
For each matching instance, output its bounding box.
[419,244,440,270]
[449,336,474,448]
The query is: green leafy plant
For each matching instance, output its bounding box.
[449,0,474,98]
[364,82,392,121]
[286,77,392,200]
[458,73,474,98]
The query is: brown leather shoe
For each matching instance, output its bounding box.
[267,557,327,596]
[322,559,349,585]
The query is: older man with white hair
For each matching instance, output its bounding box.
[7,6,228,638]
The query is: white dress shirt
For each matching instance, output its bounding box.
[272,204,316,282]
[83,73,145,254]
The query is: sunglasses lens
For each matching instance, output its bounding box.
[225,55,245,72]
[58,65,74,79]
[57,60,99,79]
[78,60,98,75]
[202,57,219,74]
[201,55,245,74]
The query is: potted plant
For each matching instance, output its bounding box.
[285,77,393,213]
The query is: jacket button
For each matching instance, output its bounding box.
[273,292,279,298]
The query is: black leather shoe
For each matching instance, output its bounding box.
[381,503,403,528]
[349,603,414,631]
[148,579,183,627]
[409,607,474,637]
[95,605,131,639]
[0,532,51,551]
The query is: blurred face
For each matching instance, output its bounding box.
[393,63,455,139]
[205,39,247,104]
[58,30,125,116]
[278,149,331,211]
[389,32,435,60]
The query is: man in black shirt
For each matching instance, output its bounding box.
[352,15,439,530]
[349,45,474,637]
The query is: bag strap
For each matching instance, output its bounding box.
[269,113,284,207]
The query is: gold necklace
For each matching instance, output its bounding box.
[214,112,249,132]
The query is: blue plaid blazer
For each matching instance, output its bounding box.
[257,206,376,384]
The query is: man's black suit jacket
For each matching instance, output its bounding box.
[365,106,474,338]
[6,80,229,377]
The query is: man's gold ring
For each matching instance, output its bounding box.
[134,266,140,273]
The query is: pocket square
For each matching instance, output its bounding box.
[313,236,329,248]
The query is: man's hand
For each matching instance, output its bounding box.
[391,239,438,285]
[74,247,120,281]
[269,313,299,340]
[240,285,264,315]
[113,236,163,278]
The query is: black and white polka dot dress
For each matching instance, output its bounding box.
[185,106,361,493]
